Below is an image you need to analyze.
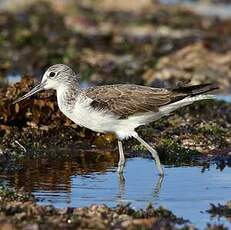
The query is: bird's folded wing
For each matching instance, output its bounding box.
[83,84,173,118]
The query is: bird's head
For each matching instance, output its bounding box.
[13,64,79,104]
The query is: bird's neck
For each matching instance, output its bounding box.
[56,83,80,113]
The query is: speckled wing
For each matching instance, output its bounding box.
[83,84,174,118]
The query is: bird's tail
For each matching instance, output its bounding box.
[168,83,218,104]
[171,83,219,97]
[159,83,218,116]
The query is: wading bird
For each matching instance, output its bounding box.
[14,64,218,175]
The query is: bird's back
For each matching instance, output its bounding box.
[82,83,218,119]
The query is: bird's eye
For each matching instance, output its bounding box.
[49,72,56,78]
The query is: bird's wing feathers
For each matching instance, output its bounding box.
[83,84,173,118]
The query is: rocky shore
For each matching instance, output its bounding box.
[1,0,231,229]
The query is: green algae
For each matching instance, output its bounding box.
[0,187,36,202]
[197,123,225,136]
[157,138,201,165]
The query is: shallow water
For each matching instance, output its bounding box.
[0,156,231,229]
[0,71,21,87]
[216,95,231,103]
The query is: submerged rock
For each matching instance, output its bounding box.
[208,201,231,223]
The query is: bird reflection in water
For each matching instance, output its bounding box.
[0,149,164,206]
[116,173,164,205]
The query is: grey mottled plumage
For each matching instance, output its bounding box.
[84,84,217,118]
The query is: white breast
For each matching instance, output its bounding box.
[57,94,118,132]
[57,89,160,139]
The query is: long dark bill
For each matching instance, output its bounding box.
[13,80,47,104]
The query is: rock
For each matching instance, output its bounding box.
[144,42,231,91]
